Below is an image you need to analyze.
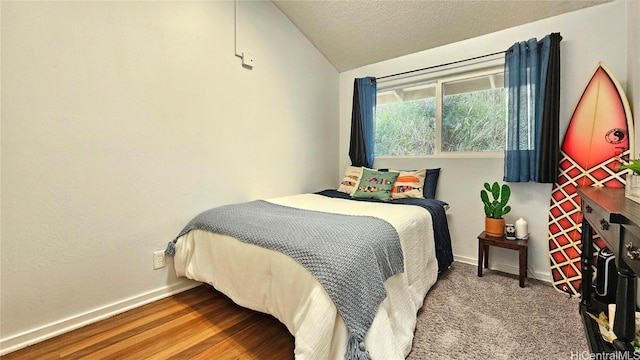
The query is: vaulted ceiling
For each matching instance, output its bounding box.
[272,0,613,72]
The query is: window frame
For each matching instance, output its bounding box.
[375,59,506,159]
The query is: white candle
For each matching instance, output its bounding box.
[515,218,528,239]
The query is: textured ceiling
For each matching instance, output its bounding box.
[272,0,612,72]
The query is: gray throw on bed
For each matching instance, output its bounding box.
[168,200,404,360]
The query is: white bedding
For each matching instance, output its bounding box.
[173,193,438,359]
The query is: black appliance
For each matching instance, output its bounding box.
[594,248,617,304]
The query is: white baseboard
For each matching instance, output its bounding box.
[0,280,201,356]
[453,255,552,284]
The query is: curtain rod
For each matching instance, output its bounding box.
[376,50,506,81]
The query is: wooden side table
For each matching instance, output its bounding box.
[477,231,528,288]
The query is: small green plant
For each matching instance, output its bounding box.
[619,159,640,175]
[480,182,511,219]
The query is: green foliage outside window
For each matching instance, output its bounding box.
[375,99,435,156]
[375,83,506,156]
[442,89,506,152]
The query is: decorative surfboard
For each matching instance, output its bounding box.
[548,62,634,297]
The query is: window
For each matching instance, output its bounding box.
[375,66,506,157]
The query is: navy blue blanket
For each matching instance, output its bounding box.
[315,189,454,272]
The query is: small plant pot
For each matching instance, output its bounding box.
[626,174,640,204]
[485,217,506,237]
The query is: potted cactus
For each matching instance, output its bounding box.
[480,181,512,237]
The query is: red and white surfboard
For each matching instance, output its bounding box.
[548,62,634,296]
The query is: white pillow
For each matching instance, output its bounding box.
[337,166,363,195]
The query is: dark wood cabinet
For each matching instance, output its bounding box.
[578,187,638,354]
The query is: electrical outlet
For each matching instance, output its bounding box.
[153,250,166,270]
[242,52,254,67]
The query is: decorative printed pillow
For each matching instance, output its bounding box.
[379,167,441,199]
[352,168,400,201]
[391,168,427,199]
[337,166,363,195]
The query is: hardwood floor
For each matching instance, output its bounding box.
[1,285,295,360]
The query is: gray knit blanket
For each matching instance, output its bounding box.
[167,200,403,360]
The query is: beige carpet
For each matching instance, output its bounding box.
[407,262,589,359]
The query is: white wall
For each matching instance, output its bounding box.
[339,1,628,281]
[0,1,338,353]
[629,0,639,150]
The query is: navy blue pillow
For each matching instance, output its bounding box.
[378,168,440,199]
[423,168,440,199]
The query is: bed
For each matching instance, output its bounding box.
[166,168,453,360]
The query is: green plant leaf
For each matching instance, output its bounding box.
[491,182,500,200]
[619,159,640,175]
[501,184,511,205]
[503,205,511,216]
[484,204,491,218]
[481,190,489,204]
